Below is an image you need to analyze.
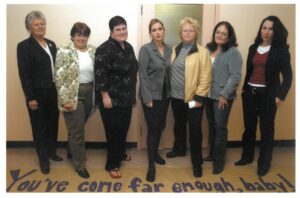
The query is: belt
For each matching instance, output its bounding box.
[246,84,266,95]
[80,82,93,86]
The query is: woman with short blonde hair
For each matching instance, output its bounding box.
[166,17,212,178]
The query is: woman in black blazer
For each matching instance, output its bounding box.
[235,16,292,177]
[17,11,62,175]
[138,19,171,182]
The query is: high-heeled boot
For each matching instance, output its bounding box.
[146,167,156,182]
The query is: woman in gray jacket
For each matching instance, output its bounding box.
[138,19,171,182]
[204,21,242,174]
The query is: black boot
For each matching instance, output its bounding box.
[146,167,156,182]
[235,154,253,166]
[192,166,202,178]
[212,161,224,174]
[155,153,166,165]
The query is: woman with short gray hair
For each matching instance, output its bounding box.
[17,10,62,175]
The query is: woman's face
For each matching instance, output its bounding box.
[72,33,88,50]
[181,23,197,44]
[214,25,229,46]
[29,18,46,38]
[111,24,128,43]
[150,22,165,42]
[261,20,274,45]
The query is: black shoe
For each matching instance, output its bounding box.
[193,167,202,178]
[257,167,269,177]
[146,168,156,182]
[155,154,166,165]
[212,167,224,175]
[166,151,186,158]
[203,155,213,161]
[49,155,63,161]
[235,158,253,166]
[76,168,90,178]
[40,165,50,174]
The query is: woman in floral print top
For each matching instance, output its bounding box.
[94,16,138,179]
[55,22,95,179]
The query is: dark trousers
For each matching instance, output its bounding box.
[241,89,277,170]
[64,83,93,170]
[99,105,132,171]
[171,98,204,167]
[142,99,169,168]
[205,98,233,168]
[27,86,59,167]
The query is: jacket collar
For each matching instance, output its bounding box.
[109,36,128,50]
[64,42,95,58]
[29,35,55,57]
[175,42,198,57]
[150,40,171,61]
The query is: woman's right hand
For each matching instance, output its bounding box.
[102,92,113,109]
[63,103,74,111]
[28,100,38,110]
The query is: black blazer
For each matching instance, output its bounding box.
[242,44,292,100]
[17,36,57,101]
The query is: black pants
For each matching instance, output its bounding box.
[241,88,277,170]
[205,98,233,168]
[27,86,59,167]
[99,105,132,171]
[171,98,204,167]
[142,99,169,168]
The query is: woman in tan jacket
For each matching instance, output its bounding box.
[166,17,212,178]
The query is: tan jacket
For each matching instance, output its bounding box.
[171,43,212,103]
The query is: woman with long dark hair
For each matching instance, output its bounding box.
[204,21,242,174]
[235,16,292,177]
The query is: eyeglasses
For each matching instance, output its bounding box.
[182,29,195,33]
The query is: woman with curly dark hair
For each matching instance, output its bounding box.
[203,21,242,174]
[235,16,292,177]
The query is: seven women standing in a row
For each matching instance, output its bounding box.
[17,11,292,181]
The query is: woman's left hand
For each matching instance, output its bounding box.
[218,96,228,110]
[195,101,203,108]
[275,97,282,106]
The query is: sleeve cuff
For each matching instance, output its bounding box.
[193,95,206,104]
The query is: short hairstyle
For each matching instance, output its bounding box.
[179,17,200,40]
[148,18,165,33]
[109,16,127,32]
[206,21,238,52]
[70,22,91,40]
[254,15,288,47]
[25,10,46,31]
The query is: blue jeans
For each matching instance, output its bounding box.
[206,98,233,168]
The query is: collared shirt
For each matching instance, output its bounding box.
[94,37,138,107]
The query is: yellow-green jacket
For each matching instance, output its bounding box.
[171,42,212,103]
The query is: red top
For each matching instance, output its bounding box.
[249,51,268,85]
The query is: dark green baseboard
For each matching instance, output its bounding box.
[6,140,294,149]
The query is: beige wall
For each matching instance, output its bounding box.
[7,4,295,144]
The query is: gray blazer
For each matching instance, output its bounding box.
[209,47,243,100]
[138,41,172,104]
